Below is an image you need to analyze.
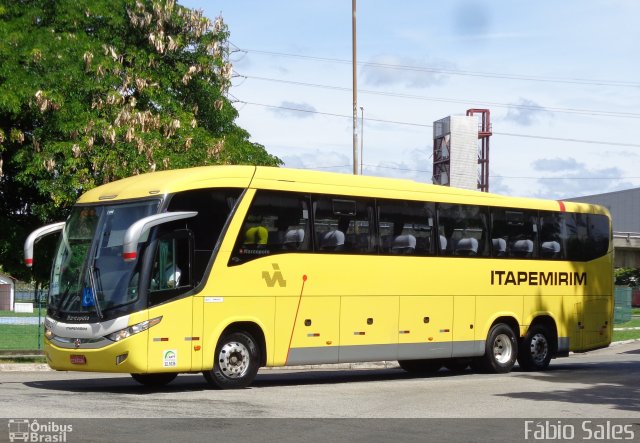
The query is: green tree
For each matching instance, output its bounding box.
[0,0,281,282]
[614,267,640,287]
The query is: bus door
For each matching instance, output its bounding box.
[146,230,195,372]
[582,298,611,349]
[339,294,399,363]
[451,296,476,357]
[399,295,453,360]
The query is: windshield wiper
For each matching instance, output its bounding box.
[56,285,72,311]
[88,265,103,319]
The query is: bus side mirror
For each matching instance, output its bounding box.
[122,211,197,262]
[24,222,65,267]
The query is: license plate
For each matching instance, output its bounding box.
[70,355,86,365]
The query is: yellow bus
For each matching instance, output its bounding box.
[25,166,613,388]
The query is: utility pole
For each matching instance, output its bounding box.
[352,0,359,175]
[360,106,364,175]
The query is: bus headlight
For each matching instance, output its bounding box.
[105,316,162,342]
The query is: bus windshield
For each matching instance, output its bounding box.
[49,200,159,315]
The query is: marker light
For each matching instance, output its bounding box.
[116,353,129,365]
[105,316,162,342]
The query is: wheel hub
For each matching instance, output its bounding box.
[218,341,250,378]
[529,333,549,364]
[493,333,513,364]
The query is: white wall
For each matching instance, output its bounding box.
[448,116,478,191]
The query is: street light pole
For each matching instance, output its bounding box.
[352,0,359,175]
[360,106,364,175]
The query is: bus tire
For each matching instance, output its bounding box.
[204,331,260,389]
[476,323,518,373]
[131,373,177,387]
[517,325,552,371]
[398,359,442,374]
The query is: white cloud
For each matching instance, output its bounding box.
[282,149,352,174]
[269,101,317,119]
[487,175,514,196]
[361,55,454,89]
[530,158,632,199]
[532,157,581,172]
[452,0,492,37]
[504,98,549,126]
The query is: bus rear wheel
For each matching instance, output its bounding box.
[517,325,552,371]
[131,373,178,387]
[398,359,442,374]
[474,323,518,373]
[204,331,260,389]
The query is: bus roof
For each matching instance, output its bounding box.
[76,165,610,216]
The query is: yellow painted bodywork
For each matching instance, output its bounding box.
[46,166,613,373]
[45,311,149,373]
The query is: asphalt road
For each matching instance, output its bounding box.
[1,341,639,442]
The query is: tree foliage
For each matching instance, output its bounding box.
[614,267,640,287]
[0,0,282,282]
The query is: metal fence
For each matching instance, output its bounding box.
[614,286,633,324]
[0,284,47,353]
[0,286,635,353]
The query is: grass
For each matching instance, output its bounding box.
[0,324,43,350]
[616,318,640,328]
[613,329,640,342]
[0,307,637,353]
[613,318,640,342]
[0,308,46,317]
[0,356,46,364]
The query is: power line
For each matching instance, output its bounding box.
[240,75,640,119]
[235,100,640,148]
[493,175,640,181]
[240,48,640,89]
[293,162,640,182]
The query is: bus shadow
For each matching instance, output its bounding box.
[23,355,640,399]
[23,375,209,395]
[23,367,468,394]
[500,359,640,413]
[253,368,414,388]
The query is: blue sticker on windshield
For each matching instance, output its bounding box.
[82,287,95,307]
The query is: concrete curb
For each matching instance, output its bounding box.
[0,363,51,372]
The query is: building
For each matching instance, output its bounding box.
[568,188,640,268]
[432,115,478,191]
[0,272,16,311]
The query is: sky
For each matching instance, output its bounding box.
[181,0,640,200]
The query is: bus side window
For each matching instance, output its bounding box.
[587,214,610,260]
[564,212,609,261]
[490,208,538,258]
[313,196,376,254]
[229,191,310,265]
[438,203,489,257]
[167,188,242,285]
[539,212,564,259]
[378,199,435,256]
[564,213,588,261]
[148,229,193,306]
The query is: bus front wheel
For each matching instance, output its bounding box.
[474,323,518,373]
[204,331,260,389]
[517,325,552,371]
[131,373,177,387]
